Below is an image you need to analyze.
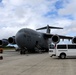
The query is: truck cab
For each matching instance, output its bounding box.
[49,44,76,59]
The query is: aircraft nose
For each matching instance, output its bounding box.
[15,32,26,48]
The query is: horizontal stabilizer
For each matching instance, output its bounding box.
[36,25,63,30]
[36,25,63,33]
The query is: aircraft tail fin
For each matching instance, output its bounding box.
[36,25,63,33]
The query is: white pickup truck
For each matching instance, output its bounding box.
[49,44,76,59]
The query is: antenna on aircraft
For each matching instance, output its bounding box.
[36,25,63,33]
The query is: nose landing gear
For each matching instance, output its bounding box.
[20,47,28,54]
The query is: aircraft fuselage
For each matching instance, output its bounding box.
[15,28,48,52]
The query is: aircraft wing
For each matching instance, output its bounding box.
[58,35,73,39]
[43,33,73,40]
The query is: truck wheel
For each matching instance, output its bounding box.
[60,53,66,59]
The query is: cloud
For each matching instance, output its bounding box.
[53,0,76,37]
[0,0,76,39]
[52,20,76,37]
[58,0,76,18]
[0,0,58,38]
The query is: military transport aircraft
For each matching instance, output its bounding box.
[0,25,76,54]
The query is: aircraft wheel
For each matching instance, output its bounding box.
[45,49,49,52]
[20,50,25,54]
[20,50,22,54]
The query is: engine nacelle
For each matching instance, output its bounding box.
[72,36,76,44]
[51,35,60,44]
[8,36,16,44]
[0,39,8,46]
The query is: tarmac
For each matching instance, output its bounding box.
[0,49,76,75]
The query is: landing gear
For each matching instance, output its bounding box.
[20,47,28,55]
[45,48,49,52]
[20,50,26,54]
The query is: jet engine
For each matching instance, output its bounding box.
[0,39,8,46]
[8,36,16,44]
[51,35,60,44]
[72,36,76,44]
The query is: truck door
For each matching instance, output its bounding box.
[68,45,76,56]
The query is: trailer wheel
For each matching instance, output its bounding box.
[60,53,66,59]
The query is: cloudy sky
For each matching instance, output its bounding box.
[0,0,76,39]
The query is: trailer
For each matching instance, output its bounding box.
[49,44,76,59]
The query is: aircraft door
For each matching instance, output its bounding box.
[35,41,41,50]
